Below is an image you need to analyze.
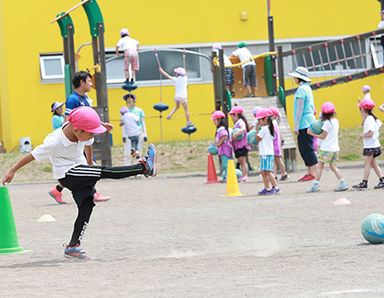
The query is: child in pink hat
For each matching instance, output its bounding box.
[159,66,193,127]
[229,106,250,182]
[255,108,279,195]
[270,106,288,181]
[307,101,348,193]
[352,99,384,190]
[2,106,157,260]
[210,111,233,181]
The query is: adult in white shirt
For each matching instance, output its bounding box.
[116,28,140,85]
[231,43,257,97]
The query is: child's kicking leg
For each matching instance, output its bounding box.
[330,161,348,191]
[167,102,180,120]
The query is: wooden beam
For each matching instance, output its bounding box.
[50,0,90,23]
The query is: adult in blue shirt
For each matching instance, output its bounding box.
[289,67,318,182]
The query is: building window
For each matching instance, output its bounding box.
[105,48,201,84]
[40,54,65,80]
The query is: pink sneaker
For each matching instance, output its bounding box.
[48,188,66,204]
[238,176,248,182]
[94,192,111,202]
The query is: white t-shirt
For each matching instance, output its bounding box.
[257,125,274,155]
[363,115,382,148]
[378,21,384,29]
[171,76,188,98]
[363,93,371,100]
[121,112,140,137]
[320,118,340,152]
[232,47,256,68]
[116,36,139,52]
[31,127,94,179]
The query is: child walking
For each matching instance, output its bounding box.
[306,102,348,192]
[210,111,233,182]
[255,108,279,195]
[270,107,288,181]
[229,106,250,182]
[2,107,157,260]
[51,101,65,130]
[116,28,140,85]
[159,67,193,127]
[120,106,140,159]
[353,99,384,190]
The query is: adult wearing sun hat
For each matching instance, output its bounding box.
[231,43,257,97]
[289,66,318,182]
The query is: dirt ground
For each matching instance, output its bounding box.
[1,165,384,297]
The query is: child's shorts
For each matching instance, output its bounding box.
[363,147,381,158]
[174,97,188,104]
[318,150,338,163]
[124,49,140,71]
[260,155,274,172]
[234,147,248,158]
[224,68,234,85]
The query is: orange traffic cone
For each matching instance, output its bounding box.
[206,154,219,184]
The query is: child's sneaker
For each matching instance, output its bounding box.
[94,192,111,202]
[48,188,66,204]
[238,175,248,182]
[307,183,320,193]
[186,121,194,127]
[142,144,157,177]
[258,188,271,195]
[64,244,89,260]
[271,186,280,194]
[374,182,384,189]
[280,174,288,181]
[334,180,348,192]
[352,181,367,190]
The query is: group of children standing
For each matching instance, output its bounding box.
[211,105,287,195]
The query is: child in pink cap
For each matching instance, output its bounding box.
[229,106,250,182]
[255,108,279,195]
[210,110,233,182]
[2,106,157,260]
[270,106,288,181]
[307,101,348,193]
[352,99,384,190]
[159,66,193,127]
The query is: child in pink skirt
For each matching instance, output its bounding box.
[270,107,288,181]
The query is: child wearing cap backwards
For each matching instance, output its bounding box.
[116,28,140,85]
[51,101,65,130]
[255,108,279,195]
[159,67,193,127]
[211,111,233,182]
[353,99,384,190]
[2,106,157,260]
[306,102,348,193]
[229,106,250,182]
[120,106,140,159]
[270,107,288,181]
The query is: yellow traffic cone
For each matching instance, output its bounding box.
[224,160,244,197]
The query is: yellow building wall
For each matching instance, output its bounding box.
[0,0,383,151]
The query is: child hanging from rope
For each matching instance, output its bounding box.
[158,67,194,127]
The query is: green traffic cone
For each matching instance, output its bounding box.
[0,187,24,254]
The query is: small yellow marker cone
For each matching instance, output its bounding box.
[224,160,244,197]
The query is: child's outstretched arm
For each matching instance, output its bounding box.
[2,153,35,185]
[159,67,173,80]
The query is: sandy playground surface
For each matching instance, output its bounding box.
[1,164,384,297]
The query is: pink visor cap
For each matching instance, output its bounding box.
[362,85,370,92]
[229,106,244,114]
[68,106,106,134]
[212,43,222,50]
[120,106,129,115]
[252,106,261,116]
[174,67,186,76]
[321,101,336,114]
[357,98,376,110]
[270,106,280,117]
[255,108,272,120]
[210,110,225,120]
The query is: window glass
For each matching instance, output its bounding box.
[44,58,63,76]
[40,55,64,80]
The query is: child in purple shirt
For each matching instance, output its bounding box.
[211,111,233,182]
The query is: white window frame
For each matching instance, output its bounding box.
[39,54,65,80]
